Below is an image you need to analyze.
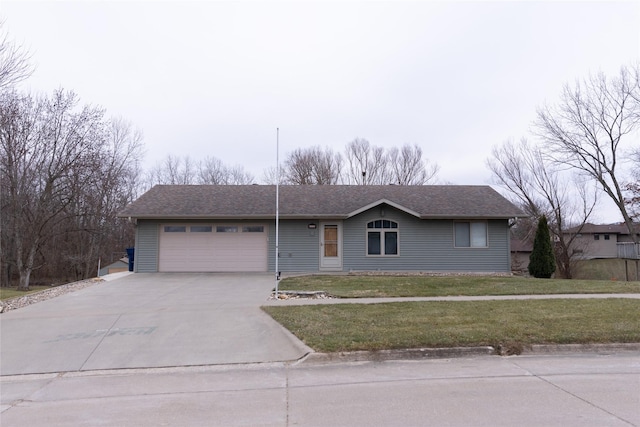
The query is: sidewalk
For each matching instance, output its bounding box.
[263,292,640,306]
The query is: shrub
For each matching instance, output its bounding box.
[528,215,556,278]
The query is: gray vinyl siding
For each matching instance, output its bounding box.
[343,206,510,272]
[135,220,159,272]
[135,213,511,273]
[268,220,320,272]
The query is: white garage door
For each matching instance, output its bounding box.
[159,224,268,272]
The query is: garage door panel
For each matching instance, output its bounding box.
[159,224,267,272]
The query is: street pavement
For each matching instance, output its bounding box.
[1,352,638,426]
[1,273,639,426]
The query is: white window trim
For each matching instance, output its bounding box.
[365,219,400,257]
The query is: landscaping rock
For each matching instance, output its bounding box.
[0,278,103,313]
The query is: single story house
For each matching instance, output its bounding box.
[118,185,526,274]
[563,222,640,259]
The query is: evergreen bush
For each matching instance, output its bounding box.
[528,215,556,278]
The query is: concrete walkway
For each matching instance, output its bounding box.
[263,292,640,306]
[0,273,310,376]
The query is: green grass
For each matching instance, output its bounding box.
[0,285,52,301]
[262,299,640,352]
[277,275,640,298]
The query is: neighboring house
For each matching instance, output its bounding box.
[118,185,526,274]
[510,238,533,273]
[98,257,129,276]
[563,223,640,259]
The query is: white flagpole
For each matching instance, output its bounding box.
[275,128,280,298]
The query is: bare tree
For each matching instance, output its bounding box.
[224,164,254,185]
[283,146,342,185]
[0,22,34,89]
[261,166,287,185]
[147,154,254,187]
[345,138,390,185]
[535,64,640,243]
[60,117,144,279]
[146,155,196,186]
[283,148,314,184]
[196,156,254,184]
[388,144,440,185]
[487,138,597,278]
[1,89,106,289]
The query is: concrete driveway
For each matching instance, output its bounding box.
[0,274,310,376]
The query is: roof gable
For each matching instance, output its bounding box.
[119,185,526,220]
[346,199,421,219]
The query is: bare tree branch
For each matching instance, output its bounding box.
[388,144,440,185]
[487,138,598,278]
[345,138,390,185]
[534,64,640,242]
[0,21,34,89]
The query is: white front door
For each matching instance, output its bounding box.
[320,222,342,270]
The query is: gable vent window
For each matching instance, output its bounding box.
[454,222,487,248]
[367,220,398,256]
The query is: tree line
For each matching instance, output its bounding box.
[0,24,144,289]
[146,139,440,187]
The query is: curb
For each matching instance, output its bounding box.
[296,343,640,365]
[527,343,640,354]
[297,346,495,365]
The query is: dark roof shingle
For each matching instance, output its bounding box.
[119,185,526,219]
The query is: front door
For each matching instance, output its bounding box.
[320,222,342,270]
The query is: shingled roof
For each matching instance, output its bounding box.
[119,185,526,220]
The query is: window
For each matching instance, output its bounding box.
[594,234,600,241]
[604,234,610,240]
[242,225,264,233]
[164,226,186,232]
[190,226,212,232]
[367,220,398,256]
[454,222,487,247]
[216,226,238,233]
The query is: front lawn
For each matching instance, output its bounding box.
[277,275,640,298]
[262,299,640,352]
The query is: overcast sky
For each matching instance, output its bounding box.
[2,1,639,222]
